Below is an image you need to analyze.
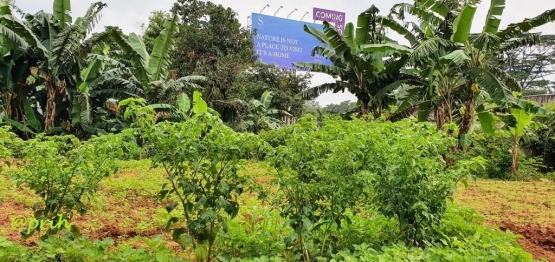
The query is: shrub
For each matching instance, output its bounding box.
[148,113,264,261]
[464,130,514,179]
[362,120,485,247]
[0,234,181,261]
[0,125,25,159]
[268,116,372,261]
[11,133,125,239]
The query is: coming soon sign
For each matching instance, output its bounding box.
[313,8,346,34]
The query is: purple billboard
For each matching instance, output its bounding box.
[313,8,346,34]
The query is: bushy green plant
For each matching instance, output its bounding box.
[10,133,125,239]
[330,206,533,262]
[0,125,26,159]
[0,234,181,261]
[216,207,289,259]
[366,120,486,246]
[147,112,264,261]
[268,115,373,261]
[464,130,514,179]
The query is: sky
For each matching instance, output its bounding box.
[14,0,555,106]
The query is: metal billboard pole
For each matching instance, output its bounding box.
[287,8,298,19]
[273,6,283,16]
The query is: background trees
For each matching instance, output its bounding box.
[495,34,555,95]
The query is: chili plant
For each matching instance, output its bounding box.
[268,115,372,261]
[363,120,485,247]
[11,133,125,239]
[148,112,264,262]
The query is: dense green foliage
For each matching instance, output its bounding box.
[10,133,132,239]
[1,0,554,261]
[146,113,265,260]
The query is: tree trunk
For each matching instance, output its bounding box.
[44,77,66,132]
[459,100,474,136]
[436,101,446,130]
[511,137,520,175]
[360,101,368,115]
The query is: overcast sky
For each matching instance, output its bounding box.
[14,0,555,105]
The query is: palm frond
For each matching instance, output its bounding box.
[50,23,81,72]
[486,64,522,92]
[0,14,48,56]
[390,3,445,27]
[483,0,506,34]
[77,2,107,36]
[465,67,514,105]
[148,13,179,82]
[378,16,419,47]
[53,0,72,27]
[470,32,503,50]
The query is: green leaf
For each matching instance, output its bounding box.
[459,134,473,148]
[509,108,532,137]
[483,0,506,34]
[355,9,372,46]
[157,190,169,201]
[192,91,208,114]
[359,43,413,56]
[166,202,178,213]
[452,1,478,43]
[165,217,179,231]
[440,50,471,65]
[377,16,419,47]
[343,22,356,50]
[21,95,41,132]
[417,101,432,122]
[148,14,179,82]
[477,109,495,135]
[497,9,555,40]
[260,91,273,110]
[465,67,513,105]
[176,93,191,113]
[2,117,35,134]
[171,228,187,247]
[128,33,150,63]
[53,0,72,27]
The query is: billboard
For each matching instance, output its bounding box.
[251,13,332,70]
[313,8,346,35]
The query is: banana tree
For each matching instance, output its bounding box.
[0,0,111,134]
[246,91,290,133]
[104,15,207,111]
[294,5,422,118]
[389,0,555,138]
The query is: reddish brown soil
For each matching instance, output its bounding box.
[498,222,555,262]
